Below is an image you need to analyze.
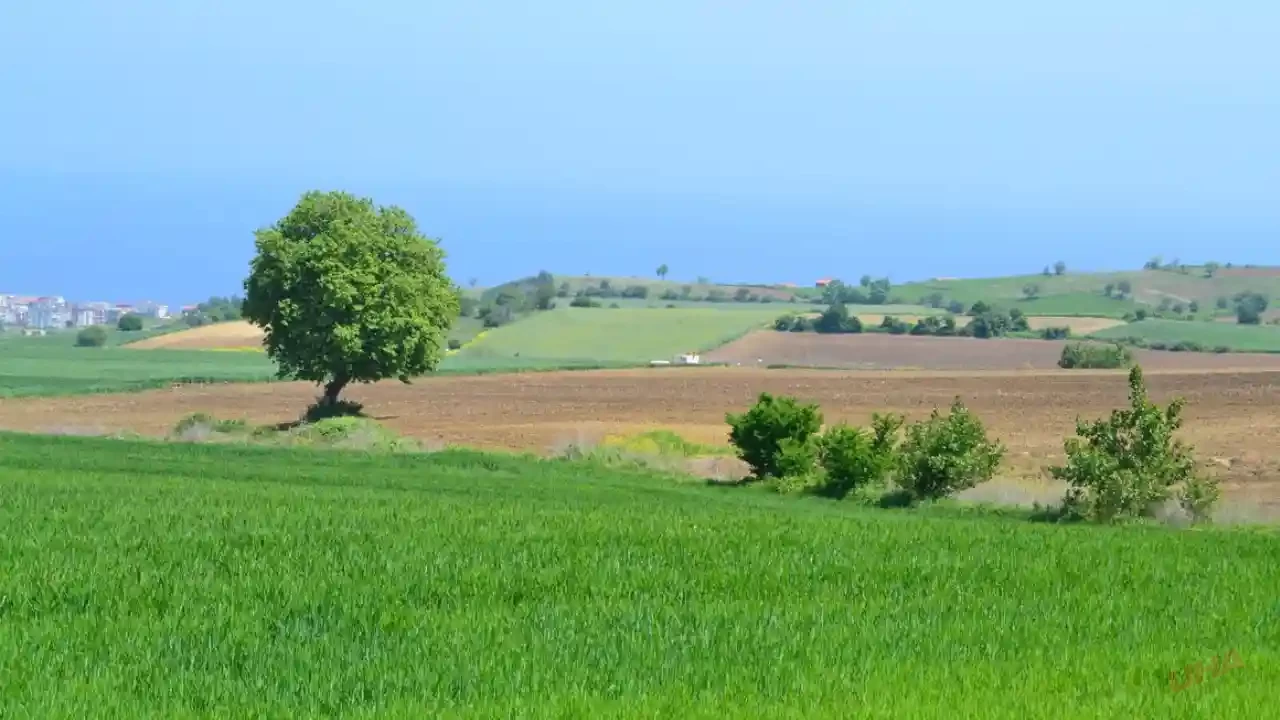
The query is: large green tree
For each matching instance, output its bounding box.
[243,190,459,408]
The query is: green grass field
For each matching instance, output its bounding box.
[0,432,1276,717]
[0,340,278,398]
[897,268,1280,317]
[1090,319,1280,353]
[446,306,784,367]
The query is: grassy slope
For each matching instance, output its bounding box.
[897,269,1280,318]
[1091,319,1280,352]
[444,306,785,369]
[1,433,1276,717]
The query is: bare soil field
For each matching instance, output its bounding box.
[705,331,1280,371]
[128,321,264,350]
[2,367,1279,510]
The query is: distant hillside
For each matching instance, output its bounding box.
[467,265,1279,349]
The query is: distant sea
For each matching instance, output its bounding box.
[2,172,1275,306]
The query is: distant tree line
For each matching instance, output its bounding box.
[775,302,1034,340]
[183,295,245,327]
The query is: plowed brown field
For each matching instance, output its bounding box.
[2,367,1279,505]
[706,331,1280,371]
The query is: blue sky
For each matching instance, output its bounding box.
[2,1,1277,303]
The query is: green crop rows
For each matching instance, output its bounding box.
[1,432,1276,717]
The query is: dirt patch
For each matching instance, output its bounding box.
[2,366,1280,499]
[1025,316,1126,334]
[705,331,1280,371]
[127,322,264,350]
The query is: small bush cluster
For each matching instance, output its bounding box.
[117,313,144,332]
[726,393,1004,504]
[727,363,1221,525]
[1058,342,1133,369]
[75,326,108,347]
[965,308,1030,338]
[1039,326,1071,340]
[1049,366,1219,523]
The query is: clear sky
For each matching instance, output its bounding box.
[2,1,1277,304]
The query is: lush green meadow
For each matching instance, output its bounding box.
[446,306,782,366]
[1090,319,1280,353]
[0,432,1276,717]
[0,338,277,397]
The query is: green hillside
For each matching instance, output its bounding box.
[2,432,1276,717]
[897,267,1280,318]
[444,306,780,370]
[1091,319,1280,353]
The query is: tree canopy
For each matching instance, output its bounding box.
[242,190,459,407]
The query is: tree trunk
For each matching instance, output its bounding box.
[322,375,349,406]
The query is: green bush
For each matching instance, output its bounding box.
[726,393,824,481]
[813,303,862,334]
[879,316,909,335]
[117,314,144,332]
[1048,366,1219,523]
[1040,326,1071,340]
[775,436,821,481]
[303,399,366,424]
[815,414,903,499]
[1058,342,1132,369]
[897,399,1004,502]
[447,338,462,350]
[75,326,108,347]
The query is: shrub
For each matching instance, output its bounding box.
[1058,342,1132,369]
[75,326,108,347]
[1040,326,1071,340]
[814,414,903,499]
[1049,365,1218,523]
[303,399,366,424]
[813,303,862,334]
[447,338,462,350]
[116,314,144,332]
[775,436,821,481]
[881,316,909,334]
[1213,345,1231,354]
[569,295,601,308]
[897,399,1004,501]
[947,300,966,314]
[774,314,796,331]
[726,393,824,481]
[967,301,992,316]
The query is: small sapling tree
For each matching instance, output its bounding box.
[897,399,1004,501]
[1048,365,1219,523]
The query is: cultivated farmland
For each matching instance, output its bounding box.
[704,331,1280,371]
[4,366,1280,500]
[443,306,783,368]
[0,432,1277,717]
[1091,319,1280,353]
